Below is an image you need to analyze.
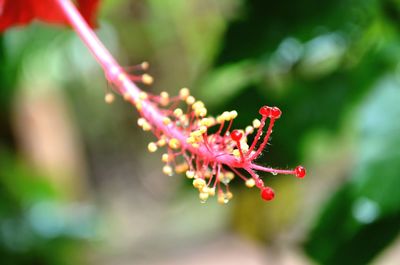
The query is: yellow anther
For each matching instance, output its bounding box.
[179,88,190,100]
[160,91,169,106]
[252,119,261,128]
[174,108,183,117]
[139,92,148,100]
[141,61,149,70]
[117,72,128,82]
[136,101,142,111]
[161,153,170,162]
[193,178,206,189]
[195,107,207,117]
[232,149,240,157]
[245,178,255,188]
[222,111,231,121]
[208,187,216,196]
[216,115,224,123]
[192,143,200,148]
[162,165,173,175]
[241,142,249,151]
[199,192,209,202]
[230,110,238,119]
[225,171,235,180]
[147,142,158,152]
[137,118,146,127]
[201,186,209,193]
[157,137,167,147]
[186,137,195,144]
[175,163,189,173]
[204,170,212,179]
[245,126,254,134]
[169,138,181,149]
[123,92,131,101]
[217,193,226,204]
[192,101,205,110]
[180,115,188,123]
[199,126,207,134]
[190,130,202,138]
[186,95,195,105]
[142,122,152,131]
[104,93,115,104]
[226,191,233,200]
[200,118,212,127]
[163,117,171,125]
[186,170,195,179]
[142,74,153,85]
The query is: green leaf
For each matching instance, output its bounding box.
[304,75,400,265]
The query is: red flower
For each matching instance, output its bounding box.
[0,0,100,32]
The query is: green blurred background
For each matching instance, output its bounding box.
[1,0,400,264]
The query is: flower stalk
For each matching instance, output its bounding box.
[56,0,306,203]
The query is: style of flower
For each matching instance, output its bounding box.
[0,0,306,204]
[128,85,306,203]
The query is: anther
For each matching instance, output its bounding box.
[169,138,181,149]
[186,170,195,179]
[175,163,189,173]
[245,126,254,134]
[174,108,183,117]
[199,192,209,202]
[141,61,149,70]
[193,178,206,189]
[245,178,255,188]
[147,142,158,152]
[161,153,170,162]
[139,92,148,100]
[252,119,261,128]
[162,165,173,176]
[105,93,115,104]
[160,91,169,106]
[208,187,216,196]
[186,95,195,105]
[179,88,190,99]
[142,74,154,85]
[163,117,171,125]
[123,92,131,101]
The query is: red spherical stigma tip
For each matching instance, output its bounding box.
[261,186,275,201]
[231,129,243,141]
[270,107,282,119]
[259,106,272,117]
[295,166,306,178]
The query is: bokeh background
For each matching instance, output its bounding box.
[1,0,400,264]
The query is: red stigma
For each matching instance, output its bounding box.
[261,186,275,201]
[231,130,243,141]
[270,107,282,119]
[259,106,271,116]
[295,166,306,178]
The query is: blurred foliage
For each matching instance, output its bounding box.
[0,29,97,264]
[0,151,96,265]
[304,76,400,265]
